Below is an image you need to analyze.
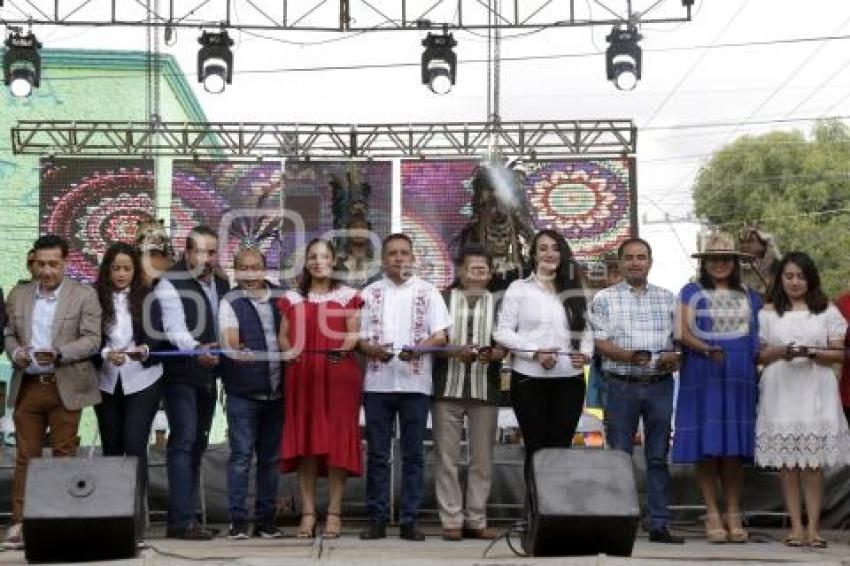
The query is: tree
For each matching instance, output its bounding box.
[692,119,850,296]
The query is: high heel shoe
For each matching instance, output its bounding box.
[297,513,317,539]
[724,512,748,543]
[323,512,341,539]
[704,512,728,544]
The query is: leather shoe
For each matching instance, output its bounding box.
[649,528,685,544]
[359,521,387,540]
[166,525,215,540]
[399,523,426,541]
[442,528,463,541]
[463,527,499,540]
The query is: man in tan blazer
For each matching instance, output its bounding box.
[3,234,102,549]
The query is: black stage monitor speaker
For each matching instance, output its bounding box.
[23,456,140,563]
[523,447,639,557]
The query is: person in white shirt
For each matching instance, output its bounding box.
[493,229,593,488]
[93,242,165,540]
[358,233,451,541]
[154,225,229,541]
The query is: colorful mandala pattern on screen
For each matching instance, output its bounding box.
[526,159,633,257]
[39,159,155,282]
[402,159,634,288]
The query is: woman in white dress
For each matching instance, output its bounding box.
[756,252,850,548]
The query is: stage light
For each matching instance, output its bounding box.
[605,24,642,91]
[3,29,41,98]
[421,31,457,95]
[197,30,233,94]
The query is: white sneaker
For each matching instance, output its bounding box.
[3,523,23,550]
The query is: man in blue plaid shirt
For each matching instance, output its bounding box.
[590,237,684,544]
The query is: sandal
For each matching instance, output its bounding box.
[723,513,748,543]
[808,536,828,549]
[704,513,727,544]
[323,512,341,539]
[784,534,805,547]
[297,513,316,539]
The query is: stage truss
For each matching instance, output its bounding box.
[11,120,636,159]
[0,1,691,32]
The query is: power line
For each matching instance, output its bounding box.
[642,0,751,127]
[641,114,850,131]
[709,206,850,228]
[721,11,850,143]
[782,55,850,119]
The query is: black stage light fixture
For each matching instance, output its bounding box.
[3,29,41,98]
[605,24,642,91]
[197,30,233,94]
[421,31,457,95]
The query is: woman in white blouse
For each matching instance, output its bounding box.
[755,252,850,548]
[494,229,593,483]
[94,242,165,508]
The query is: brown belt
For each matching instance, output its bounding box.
[23,373,57,385]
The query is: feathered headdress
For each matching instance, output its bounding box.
[134,219,174,259]
[227,182,284,251]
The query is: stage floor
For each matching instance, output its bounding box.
[0,526,846,565]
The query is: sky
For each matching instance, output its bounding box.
[6,0,848,292]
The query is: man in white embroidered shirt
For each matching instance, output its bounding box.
[358,233,451,541]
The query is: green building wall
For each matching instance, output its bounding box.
[0,50,230,443]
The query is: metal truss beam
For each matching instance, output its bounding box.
[11,120,636,158]
[0,1,690,32]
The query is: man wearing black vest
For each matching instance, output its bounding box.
[218,247,284,540]
[155,225,230,540]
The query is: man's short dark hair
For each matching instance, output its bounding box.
[185,225,218,251]
[455,243,493,269]
[617,237,652,259]
[33,234,69,258]
[381,233,413,255]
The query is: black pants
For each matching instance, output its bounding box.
[94,378,164,515]
[845,407,850,429]
[510,372,586,484]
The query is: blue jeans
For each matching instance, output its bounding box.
[363,392,430,525]
[604,375,674,531]
[164,381,218,530]
[226,394,284,525]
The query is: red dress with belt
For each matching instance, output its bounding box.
[277,287,364,475]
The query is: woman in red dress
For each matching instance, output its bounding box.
[277,238,364,539]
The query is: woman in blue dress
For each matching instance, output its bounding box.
[673,233,762,544]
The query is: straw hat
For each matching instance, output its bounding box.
[691,232,753,259]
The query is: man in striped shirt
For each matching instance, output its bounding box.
[432,245,505,542]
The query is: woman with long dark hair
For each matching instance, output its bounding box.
[93,242,165,523]
[277,238,364,539]
[756,252,850,548]
[494,229,592,481]
[673,233,762,543]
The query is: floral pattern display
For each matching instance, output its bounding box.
[402,158,635,288]
[39,158,156,282]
